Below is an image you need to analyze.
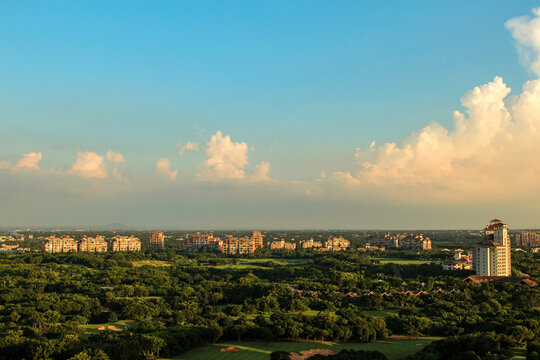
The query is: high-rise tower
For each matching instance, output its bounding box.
[473,219,511,276]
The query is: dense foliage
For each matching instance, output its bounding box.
[0,244,538,359]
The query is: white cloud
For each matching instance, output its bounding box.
[155,158,178,180]
[250,161,272,182]
[327,74,540,202]
[177,141,200,155]
[506,8,540,76]
[198,131,248,180]
[106,151,125,163]
[13,152,42,170]
[69,152,107,179]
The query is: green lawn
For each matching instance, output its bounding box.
[131,260,172,267]
[371,258,432,265]
[164,337,443,360]
[363,309,400,318]
[212,264,273,270]
[208,258,309,270]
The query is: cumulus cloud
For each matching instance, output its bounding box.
[69,152,108,179]
[326,74,540,202]
[506,8,540,76]
[198,131,248,180]
[106,151,125,163]
[177,141,200,155]
[250,161,272,182]
[155,158,178,180]
[13,152,42,170]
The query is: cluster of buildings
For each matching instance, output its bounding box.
[42,235,143,253]
[41,231,167,253]
[442,250,473,271]
[269,239,297,250]
[516,230,540,247]
[270,235,351,251]
[299,236,351,251]
[367,232,432,250]
[184,231,264,254]
[0,234,27,242]
[442,219,537,287]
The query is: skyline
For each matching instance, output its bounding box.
[2,2,540,228]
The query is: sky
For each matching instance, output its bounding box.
[1,1,540,229]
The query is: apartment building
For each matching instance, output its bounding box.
[110,235,141,252]
[368,232,431,250]
[473,219,511,276]
[185,232,223,252]
[324,236,350,250]
[442,250,473,270]
[516,231,540,247]
[150,231,165,251]
[78,235,108,252]
[269,239,296,250]
[251,231,264,249]
[400,234,432,250]
[300,238,323,249]
[42,236,78,253]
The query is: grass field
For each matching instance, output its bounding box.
[363,309,400,318]
[164,337,443,360]
[131,260,172,267]
[371,258,432,265]
[208,258,309,270]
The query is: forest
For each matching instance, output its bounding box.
[0,244,538,360]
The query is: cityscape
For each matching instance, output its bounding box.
[1,2,540,360]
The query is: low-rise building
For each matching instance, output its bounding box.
[442,250,473,270]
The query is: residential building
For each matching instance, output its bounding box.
[185,232,223,252]
[150,231,165,251]
[300,238,323,249]
[42,236,78,253]
[79,235,108,252]
[473,219,511,276]
[110,235,141,252]
[269,239,296,250]
[516,231,540,247]
[368,232,431,250]
[251,231,264,249]
[442,250,473,270]
[324,236,350,250]
[400,234,432,250]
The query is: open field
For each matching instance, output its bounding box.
[131,260,172,267]
[207,258,309,269]
[371,258,432,265]
[363,309,400,318]
[165,337,443,360]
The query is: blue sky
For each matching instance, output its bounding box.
[1,1,540,228]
